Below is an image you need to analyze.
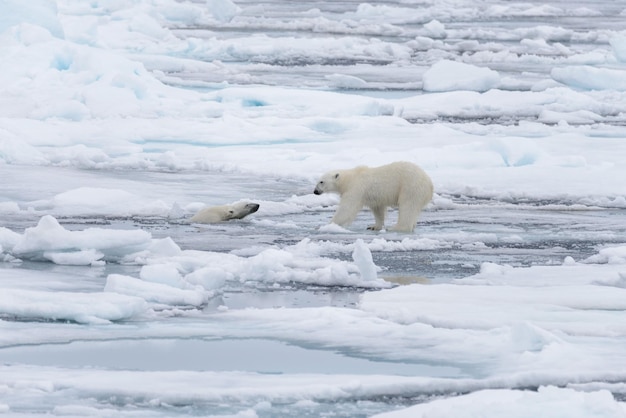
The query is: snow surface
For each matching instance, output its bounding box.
[1,0,626,416]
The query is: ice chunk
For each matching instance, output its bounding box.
[325,74,368,89]
[105,274,209,307]
[610,36,626,62]
[184,267,229,290]
[0,0,64,38]
[423,20,446,38]
[584,245,626,264]
[319,223,353,233]
[360,281,626,332]
[352,239,378,281]
[147,237,182,257]
[0,227,21,253]
[423,60,500,92]
[372,386,625,418]
[236,245,389,288]
[205,0,241,22]
[140,263,186,288]
[11,215,152,261]
[43,249,104,266]
[538,109,602,125]
[551,66,626,91]
[0,288,146,324]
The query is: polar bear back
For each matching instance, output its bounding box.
[190,205,231,223]
[337,161,433,208]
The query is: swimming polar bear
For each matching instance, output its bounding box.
[314,161,433,232]
[190,202,260,223]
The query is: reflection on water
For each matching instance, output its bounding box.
[383,275,431,285]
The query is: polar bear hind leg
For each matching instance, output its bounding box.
[390,192,422,232]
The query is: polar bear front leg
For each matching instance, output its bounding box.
[331,195,363,227]
[367,205,386,230]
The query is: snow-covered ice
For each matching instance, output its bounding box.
[1,0,626,416]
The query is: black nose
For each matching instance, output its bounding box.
[249,203,260,213]
[314,189,321,195]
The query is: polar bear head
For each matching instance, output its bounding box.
[190,201,260,223]
[226,202,260,220]
[313,172,341,195]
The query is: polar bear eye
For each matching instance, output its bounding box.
[319,181,324,184]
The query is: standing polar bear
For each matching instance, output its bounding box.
[190,202,260,223]
[314,161,433,232]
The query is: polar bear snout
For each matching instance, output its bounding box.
[314,176,334,195]
[231,203,260,219]
[245,203,260,214]
[314,172,340,196]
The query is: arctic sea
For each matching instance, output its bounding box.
[1,0,626,417]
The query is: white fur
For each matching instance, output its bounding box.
[190,202,259,224]
[314,161,433,232]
